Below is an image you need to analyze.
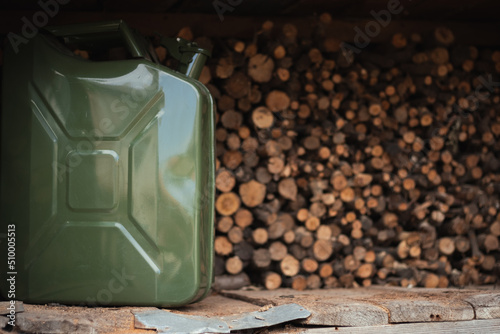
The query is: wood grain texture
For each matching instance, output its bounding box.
[295,319,500,334]
[223,289,389,326]
[378,299,474,323]
[464,293,500,319]
[305,301,389,326]
[222,288,390,326]
[222,287,500,326]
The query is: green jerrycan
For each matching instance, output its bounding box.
[0,20,215,307]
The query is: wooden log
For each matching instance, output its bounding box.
[252,227,269,245]
[269,241,288,261]
[239,180,266,207]
[248,54,274,83]
[438,237,456,256]
[291,275,307,291]
[263,271,282,290]
[215,236,233,256]
[344,255,360,272]
[224,72,250,99]
[305,216,321,231]
[253,248,272,269]
[319,263,334,278]
[301,257,319,273]
[225,255,243,275]
[421,272,440,288]
[222,150,243,170]
[491,221,500,237]
[479,234,499,253]
[252,106,274,129]
[217,216,234,233]
[306,274,322,289]
[280,254,300,277]
[268,221,286,239]
[313,239,333,261]
[233,241,253,262]
[213,272,250,291]
[266,90,290,112]
[283,230,296,244]
[220,110,243,130]
[234,208,253,229]
[278,178,298,201]
[295,227,314,248]
[215,192,241,216]
[455,235,471,253]
[228,226,244,244]
[355,263,376,279]
[216,57,234,79]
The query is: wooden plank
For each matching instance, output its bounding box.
[378,299,474,323]
[303,301,389,327]
[364,286,476,323]
[464,293,500,319]
[366,286,500,320]
[2,0,500,20]
[15,296,258,334]
[222,287,500,326]
[222,289,390,326]
[0,12,499,46]
[172,294,261,317]
[0,301,24,314]
[294,319,500,334]
[0,316,7,328]
[19,303,156,333]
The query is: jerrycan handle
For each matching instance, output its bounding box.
[159,36,211,80]
[45,20,211,81]
[45,20,148,59]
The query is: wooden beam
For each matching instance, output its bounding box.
[1,12,500,46]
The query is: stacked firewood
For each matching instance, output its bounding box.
[161,15,500,290]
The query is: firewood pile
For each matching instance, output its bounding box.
[58,13,484,291]
[166,15,500,291]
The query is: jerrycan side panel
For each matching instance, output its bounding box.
[177,75,215,303]
[0,32,214,306]
[145,64,215,305]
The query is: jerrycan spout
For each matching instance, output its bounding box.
[159,36,211,80]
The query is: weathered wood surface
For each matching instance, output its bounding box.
[293,319,500,334]
[172,294,261,317]
[464,293,500,319]
[380,299,473,323]
[369,286,500,320]
[303,301,389,327]
[364,286,475,323]
[0,301,24,314]
[12,295,259,334]
[222,289,389,326]
[8,289,500,332]
[222,287,500,326]
[16,303,157,334]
